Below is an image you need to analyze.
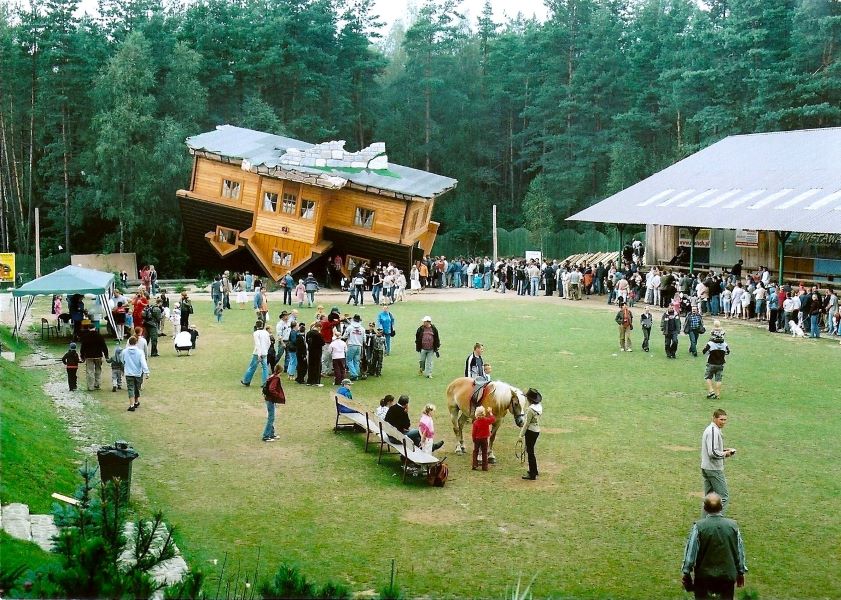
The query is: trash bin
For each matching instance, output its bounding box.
[97,440,139,501]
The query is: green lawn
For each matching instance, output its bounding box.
[24,296,841,598]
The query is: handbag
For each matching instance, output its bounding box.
[698,325,706,334]
[390,330,396,337]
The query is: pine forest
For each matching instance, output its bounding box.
[1,0,840,275]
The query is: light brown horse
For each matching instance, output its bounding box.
[446,377,526,464]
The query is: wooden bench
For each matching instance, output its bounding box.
[333,394,441,482]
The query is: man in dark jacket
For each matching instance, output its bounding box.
[305,323,324,387]
[79,320,109,390]
[661,307,681,358]
[384,395,422,447]
[414,316,440,378]
[681,492,747,599]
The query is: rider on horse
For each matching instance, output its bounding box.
[465,342,491,420]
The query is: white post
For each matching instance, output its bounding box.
[492,204,498,264]
[35,207,41,278]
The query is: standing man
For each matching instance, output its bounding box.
[415,316,440,379]
[681,492,747,600]
[149,265,158,295]
[305,323,325,387]
[143,299,162,357]
[640,306,653,352]
[123,335,150,412]
[79,320,109,391]
[344,314,365,380]
[684,305,704,357]
[614,297,633,352]
[179,291,193,332]
[241,320,272,387]
[211,276,223,311]
[700,409,737,514]
[661,305,681,359]
[222,270,232,310]
[377,302,396,355]
[275,311,292,369]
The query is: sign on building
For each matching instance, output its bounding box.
[0,253,15,283]
[678,229,711,248]
[735,229,759,248]
[525,250,542,263]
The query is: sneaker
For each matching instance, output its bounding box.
[112,386,117,392]
[620,348,626,352]
[262,437,275,442]
[240,380,250,387]
[626,348,633,352]
[706,392,717,399]
[314,383,324,387]
[426,375,433,379]
[522,474,536,480]
[127,405,136,412]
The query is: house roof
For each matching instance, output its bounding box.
[186,125,458,201]
[566,127,841,234]
[12,265,114,297]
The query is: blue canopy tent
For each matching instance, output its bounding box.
[12,265,120,339]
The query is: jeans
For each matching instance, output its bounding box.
[306,291,315,307]
[755,299,766,319]
[642,326,651,351]
[126,375,143,400]
[372,284,382,305]
[111,369,123,388]
[346,345,362,378]
[688,330,699,355]
[418,349,435,376]
[286,352,298,377]
[243,354,269,386]
[483,273,491,290]
[530,277,539,296]
[664,333,679,357]
[383,330,392,354]
[810,314,820,338]
[262,400,276,440]
[710,295,720,316]
[283,288,292,305]
[524,429,539,477]
[346,287,357,305]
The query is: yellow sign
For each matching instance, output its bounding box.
[0,252,14,283]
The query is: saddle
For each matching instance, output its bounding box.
[470,380,491,408]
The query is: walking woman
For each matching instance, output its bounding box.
[261,364,286,442]
[519,388,543,480]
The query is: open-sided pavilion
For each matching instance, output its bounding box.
[567,127,841,282]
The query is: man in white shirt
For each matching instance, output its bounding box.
[343,314,365,380]
[275,311,292,367]
[241,320,272,387]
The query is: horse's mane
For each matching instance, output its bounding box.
[489,381,524,404]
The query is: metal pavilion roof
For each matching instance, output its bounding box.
[566,127,841,234]
[186,125,458,201]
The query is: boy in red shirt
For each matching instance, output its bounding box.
[471,406,496,471]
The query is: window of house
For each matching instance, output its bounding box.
[282,193,297,215]
[300,199,316,220]
[354,207,375,229]
[263,192,278,212]
[409,210,419,232]
[216,226,239,245]
[424,205,431,222]
[272,250,293,267]
[222,179,241,199]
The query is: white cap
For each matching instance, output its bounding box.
[422,315,432,323]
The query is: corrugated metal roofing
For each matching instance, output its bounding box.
[185,125,458,200]
[566,127,841,234]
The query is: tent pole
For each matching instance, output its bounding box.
[777,231,791,285]
[616,224,625,262]
[688,227,700,274]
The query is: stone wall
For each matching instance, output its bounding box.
[280,141,388,170]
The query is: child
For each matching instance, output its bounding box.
[370,327,386,377]
[471,406,496,471]
[113,301,127,339]
[214,300,224,323]
[61,342,80,391]
[362,322,376,378]
[108,340,124,392]
[295,280,306,307]
[124,310,134,333]
[473,272,482,289]
[376,394,394,420]
[170,303,181,331]
[134,326,148,357]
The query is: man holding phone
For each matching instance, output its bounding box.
[701,409,737,514]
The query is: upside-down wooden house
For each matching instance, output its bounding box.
[176,125,458,280]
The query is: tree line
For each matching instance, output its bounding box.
[1,0,839,274]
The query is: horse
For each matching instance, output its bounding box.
[446,377,526,464]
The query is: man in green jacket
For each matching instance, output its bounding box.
[681,493,747,599]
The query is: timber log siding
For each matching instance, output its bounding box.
[179,196,262,275]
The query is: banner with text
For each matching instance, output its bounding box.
[735,229,759,248]
[0,253,15,283]
[678,229,711,248]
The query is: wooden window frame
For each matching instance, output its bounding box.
[221,178,242,200]
[282,192,298,215]
[300,198,316,220]
[409,209,419,232]
[263,191,279,213]
[346,254,370,275]
[272,249,293,267]
[354,206,375,229]
[216,226,239,246]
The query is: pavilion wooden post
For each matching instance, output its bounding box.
[35,207,41,278]
[687,227,700,274]
[777,231,791,285]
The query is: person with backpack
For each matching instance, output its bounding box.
[261,364,286,442]
[143,299,163,357]
[179,291,193,331]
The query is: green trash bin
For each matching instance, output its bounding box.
[97,440,139,501]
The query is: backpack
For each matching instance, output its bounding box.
[142,305,154,324]
[427,459,448,487]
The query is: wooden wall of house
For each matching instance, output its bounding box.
[647,224,784,271]
[322,188,407,243]
[250,232,314,273]
[401,200,434,244]
[193,158,260,210]
[252,179,325,245]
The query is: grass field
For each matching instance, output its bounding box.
[18,293,841,598]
